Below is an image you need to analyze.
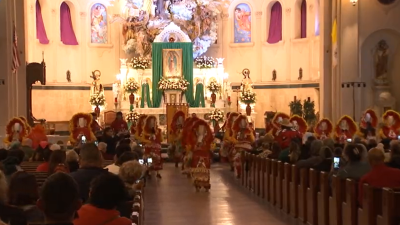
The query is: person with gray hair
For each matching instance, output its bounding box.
[70,143,108,202]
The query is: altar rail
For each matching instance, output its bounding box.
[240,152,400,225]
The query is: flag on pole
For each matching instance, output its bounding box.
[331,19,338,68]
[12,24,21,73]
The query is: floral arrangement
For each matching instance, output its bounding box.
[206,81,221,93]
[240,90,256,104]
[126,111,140,122]
[131,57,150,70]
[124,78,140,94]
[89,93,106,106]
[194,56,215,69]
[209,109,224,122]
[158,78,189,91]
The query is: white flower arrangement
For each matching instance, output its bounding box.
[126,111,140,122]
[124,78,140,94]
[89,93,106,106]
[158,78,189,91]
[131,57,150,70]
[194,56,215,69]
[240,90,256,104]
[209,109,224,122]
[206,81,221,93]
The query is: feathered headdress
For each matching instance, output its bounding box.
[314,118,333,138]
[334,115,358,138]
[4,117,27,144]
[290,115,308,134]
[170,111,185,133]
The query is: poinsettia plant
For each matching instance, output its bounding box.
[124,78,140,94]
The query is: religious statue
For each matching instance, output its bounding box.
[334,116,357,144]
[90,70,104,96]
[240,68,253,93]
[380,110,400,140]
[374,40,389,84]
[112,80,121,108]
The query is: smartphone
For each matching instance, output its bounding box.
[346,138,352,143]
[333,157,340,169]
[148,158,153,164]
[94,141,98,146]
[81,135,86,144]
[139,159,144,164]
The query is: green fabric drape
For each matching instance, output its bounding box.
[151,42,195,107]
[194,83,205,107]
[140,83,152,108]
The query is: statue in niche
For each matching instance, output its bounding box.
[90,70,104,96]
[240,68,253,92]
[66,70,71,82]
[272,70,277,81]
[374,40,389,84]
[298,68,303,80]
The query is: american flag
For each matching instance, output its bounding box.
[12,25,21,73]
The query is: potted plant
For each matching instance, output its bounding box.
[209,108,224,132]
[89,93,106,116]
[239,90,256,116]
[206,81,221,107]
[289,97,303,117]
[124,78,140,111]
[303,98,317,125]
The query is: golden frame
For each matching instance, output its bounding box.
[163,49,183,79]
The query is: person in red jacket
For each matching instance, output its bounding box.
[110,112,128,134]
[275,118,301,149]
[358,148,400,204]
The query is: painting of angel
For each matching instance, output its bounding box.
[91,3,108,44]
[234,3,251,43]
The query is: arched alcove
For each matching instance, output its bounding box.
[294,0,306,39]
[266,1,283,44]
[60,1,78,45]
[360,29,400,111]
[314,0,319,36]
[36,0,50,44]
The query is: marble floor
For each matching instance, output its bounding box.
[144,163,301,225]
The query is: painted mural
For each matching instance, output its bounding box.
[234,3,251,43]
[91,3,108,44]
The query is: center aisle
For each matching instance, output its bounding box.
[143,163,299,225]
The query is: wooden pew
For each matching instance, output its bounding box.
[329,176,344,225]
[241,152,248,187]
[377,188,400,225]
[298,168,309,222]
[255,156,262,196]
[265,159,271,202]
[282,163,291,214]
[276,161,284,209]
[358,184,383,225]
[261,158,267,199]
[269,160,277,205]
[342,179,358,225]
[317,172,330,225]
[306,169,319,225]
[289,165,299,218]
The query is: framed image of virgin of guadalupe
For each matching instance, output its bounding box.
[163,49,183,79]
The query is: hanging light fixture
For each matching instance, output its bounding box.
[350,0,357,6]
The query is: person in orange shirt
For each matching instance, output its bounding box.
[358,148,400,204]
[74,173,131,225]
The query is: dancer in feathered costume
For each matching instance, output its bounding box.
[359,109,378,141]
[379,110,400,140]
[169,111,185,168]
[290,115,308,137]
[231,115,255,178]
[181,116,200,174]
[189,119,213,191]
[27,124,48,149]
[275,118,301,149]
[69,113,96,145]
[222,112,239,168]
[220,112,231,132]
[142,115,163,179]
[334,115,358,144]
[134,115,148,143]
[314,118,333,140]
[270,112,290,137]
[4,117,28,144]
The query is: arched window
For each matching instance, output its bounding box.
[36,0,49,44]
[90,3,108,44]
[267,2,282,44]
[60,2,78,45]
[300,0,307,38]
[233,3,251,43]
[315,0,320,36]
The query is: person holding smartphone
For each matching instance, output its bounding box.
[333,143,370,180]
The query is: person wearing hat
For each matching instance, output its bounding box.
[111,112,128,134]
[275,118,301,149]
